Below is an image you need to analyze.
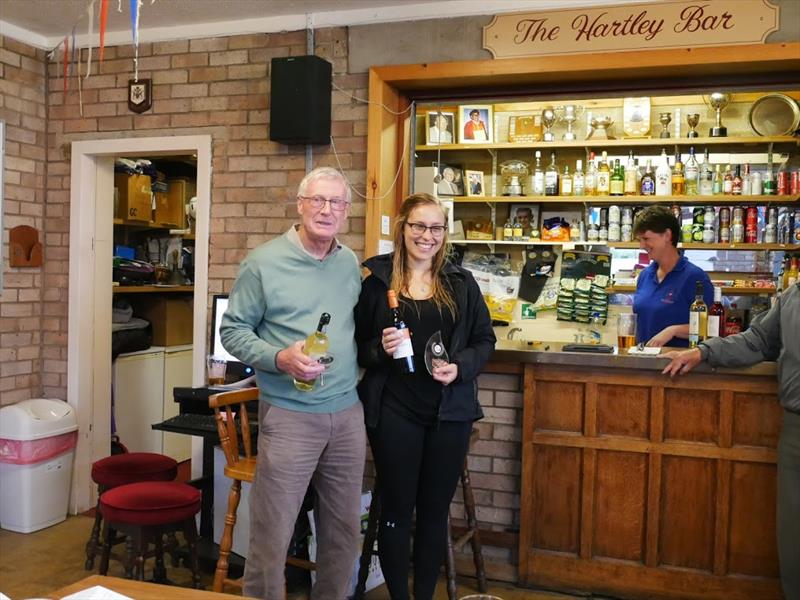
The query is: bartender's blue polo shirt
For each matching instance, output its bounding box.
[633,255,714,347]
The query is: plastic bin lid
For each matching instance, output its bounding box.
[0,399,78,440]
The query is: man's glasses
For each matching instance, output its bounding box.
[298,195,350,212]
[406,222,447,237]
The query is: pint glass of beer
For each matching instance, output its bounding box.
[207,355,227,385]
[617,313,637,350]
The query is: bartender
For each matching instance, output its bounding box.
[632,206,713,347]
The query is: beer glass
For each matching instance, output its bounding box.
[207,355,228,386]
[617,313,637,350]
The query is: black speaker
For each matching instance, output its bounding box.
[270,55,332,145]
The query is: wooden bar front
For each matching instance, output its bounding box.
[516,355,781,599]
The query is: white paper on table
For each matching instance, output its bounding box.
[61,585,134,600]
[627,346,662,356]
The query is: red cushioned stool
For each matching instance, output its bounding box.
[85,452,178,570]
[98,481,202,587]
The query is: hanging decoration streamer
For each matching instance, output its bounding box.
[85,0,95,78]
[62,37,69,95]
[70,26,77,79]
[77,53,84,117]
[129,0,141,81]
[99,0,109,63]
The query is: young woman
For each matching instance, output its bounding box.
[355,193,495,600]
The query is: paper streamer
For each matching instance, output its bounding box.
[77,53,84,117]
[62,36,69,95]
[99,0,109,63]
[70,26,77,78]
[129,0,142,81]
[85,0,95,78]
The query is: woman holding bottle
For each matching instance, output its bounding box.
[355,193,496,600]
[633,206,714,347]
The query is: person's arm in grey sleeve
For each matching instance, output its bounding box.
[700,295,782,368]
[219,265,284,374]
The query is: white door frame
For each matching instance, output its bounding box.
[68,135,211,512]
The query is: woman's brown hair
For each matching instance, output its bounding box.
[390,193,457,318]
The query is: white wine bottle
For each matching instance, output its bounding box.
[387,289,415,373]
[294,312,331,391]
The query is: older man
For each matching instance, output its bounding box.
[220,167,365,600]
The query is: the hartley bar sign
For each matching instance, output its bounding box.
[483,0,779,59]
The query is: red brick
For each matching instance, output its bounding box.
[171,53,209,68]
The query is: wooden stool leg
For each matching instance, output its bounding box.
[124,533,136,579]
[153,534,167,583]
[460,464,487,593]
[213,479,241,593]
[184,518,202,589]
[164,532,180,567]
[85,492,105,570]
[99,522,112,575]
[445,514,458,600]
[354,486,381,600]
[134,532,147,581]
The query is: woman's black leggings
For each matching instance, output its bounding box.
[368,405,472,600]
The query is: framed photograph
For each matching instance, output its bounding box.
[435,163,464,197]
[426,111,455,145]
[509,203,540,238]
[458,104,493,144]
[464,170,485,197]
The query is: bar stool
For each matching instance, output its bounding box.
[85,452,178,570]
[98,480,202,586]
[355,428,487,600]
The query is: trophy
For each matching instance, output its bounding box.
[499,160,529,196]
[541,107,559,142]
[708,92,730,137]
[587,116,613,140]
[659,112,672,138]
[686,113,700,138]
[424,331,449,375]
[555,104,585,140]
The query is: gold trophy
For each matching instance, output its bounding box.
[659,112,672,138]
[686,113,700,138]
[708,92,730,137]
[587,116,613,140]
[541,107,559,142]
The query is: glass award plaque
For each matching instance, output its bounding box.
[424,331,449,375]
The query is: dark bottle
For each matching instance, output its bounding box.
[387,289,414,373]
[640,159,655,195]
[707,286,725,338]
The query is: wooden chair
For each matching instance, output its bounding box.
[209,388,316,594]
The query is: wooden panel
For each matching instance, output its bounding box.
[531,445,582,554]
[659,456,717,571]
[534,380,583,433]
[732,393,782,448]
[592,450,647,562]
[728,462,779,578]
[664,388,720,444]
[597,383,650,439]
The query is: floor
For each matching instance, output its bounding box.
[0,516,586,600]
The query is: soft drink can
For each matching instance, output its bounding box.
[744,206,758,243]
[777,170,788,195]
[791,171,800,195]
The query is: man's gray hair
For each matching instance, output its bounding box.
[297,167,351,203]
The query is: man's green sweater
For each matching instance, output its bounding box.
[220,228,361,413]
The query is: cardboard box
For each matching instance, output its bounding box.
[132,296,193,346]
[166,178,195,230]
[115,173,152,222]
[154,191,184,227]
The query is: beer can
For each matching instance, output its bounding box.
[621,207,633,225]
[791,170,800,196]
[744,206,758,243]
[777,170,788,195]
[767,206,778,225]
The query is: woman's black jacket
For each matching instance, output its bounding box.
[355,253,497,428]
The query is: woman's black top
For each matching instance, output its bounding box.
[384,297,455,425]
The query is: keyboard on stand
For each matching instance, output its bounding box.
[159,413,220,434]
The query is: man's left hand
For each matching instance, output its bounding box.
[432,363,458,385]
[662,348,703,377]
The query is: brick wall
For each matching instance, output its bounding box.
[0,36,48,405]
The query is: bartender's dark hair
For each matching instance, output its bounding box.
[633,205,680,247]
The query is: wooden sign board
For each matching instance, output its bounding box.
[483,0,779,59]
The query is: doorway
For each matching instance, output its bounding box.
[68,135,212,513]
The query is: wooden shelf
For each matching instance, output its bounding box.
[452,194,798,205]
[113,285,194,294]
[114,218,186,230]
[608,285,776,295]
[416,135,799,152]
[451,240,800,251]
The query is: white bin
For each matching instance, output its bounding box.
[0,399,78,533]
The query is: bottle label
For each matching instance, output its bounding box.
[393,330,414,359]
[609,180,623,195]
[707,315,720,338]
[597,172,610,192]
[641,179,655,195]
[689,312,700,336]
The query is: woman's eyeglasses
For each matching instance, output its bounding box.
[298,195,350,212]
[406,222,447,237]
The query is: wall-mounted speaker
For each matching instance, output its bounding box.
[270,55,332,145]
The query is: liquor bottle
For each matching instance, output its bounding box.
[640,159,655,195]
[787,256,799,288]
[707,286,725,338]
[512,218,523,241]
[765,207,778,243]
[712,164,723,195]
[573,159,585,196]
[294,312,332,391]
[585,152,598,196]
[532,150,545,195]
[560,165,573,196]
[503,218,513,241]
[596,151,611,195]
[655,149,671,196]
[699,149,714,196]
[723,164,733,194]
[387,290,415,373]
[732,165,743,195]
[763,153,777,195]
[610,159,624,196]
[545,152,559,196]
[750,168,763,195]
[671,151,685,195]
[688,281,708,348]
[624,152,638,195]
[741,163,752,195]
[685,146,699,195]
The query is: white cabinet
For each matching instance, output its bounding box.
[113,345,192,461]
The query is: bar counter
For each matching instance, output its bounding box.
[485,342,782,600]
